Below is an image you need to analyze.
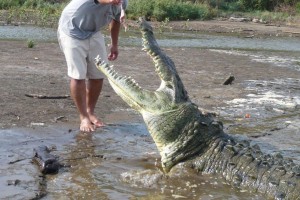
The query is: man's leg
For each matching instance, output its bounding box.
[86,79,105,127]
[85,31,106,127]
[70,78,96,132]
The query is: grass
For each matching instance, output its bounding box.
[0,0,66,27]
[127,0,215,21]
[27,39,35,48]
[0,0,299,28]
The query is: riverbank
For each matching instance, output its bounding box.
[145,18,300,37]
[1,39,299,129]
[1,17,300,200]
[0,18,300,129]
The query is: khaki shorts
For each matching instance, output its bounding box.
[57,28,107,80]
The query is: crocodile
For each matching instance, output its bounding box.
[95,18,300,199]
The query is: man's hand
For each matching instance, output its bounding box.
[108,45,118,61]
[98,0,122,5]
[120,6,126,24]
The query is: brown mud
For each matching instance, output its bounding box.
[1,20,300,129]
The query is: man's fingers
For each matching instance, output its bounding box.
[111,0,121,5]
[108,53,117,61]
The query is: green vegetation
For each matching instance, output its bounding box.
[127,0,213,21]
[0,0,68,10]
[127,0,299,21]
[297,2,300,14]
[0,0,299,26]
[0,0,68,27]
[27,39,35,48]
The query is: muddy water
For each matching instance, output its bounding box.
[212,49,300,164]
[1,25,300,199]
[0,124,265,200]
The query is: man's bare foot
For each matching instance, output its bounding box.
[80,117,96,132]
[89,114,105,127]
[92,120,105,127]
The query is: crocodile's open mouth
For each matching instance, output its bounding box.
[95,18,189,115]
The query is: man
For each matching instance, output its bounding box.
[58,0,127,132]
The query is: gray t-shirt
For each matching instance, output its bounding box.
[59,0,127,39]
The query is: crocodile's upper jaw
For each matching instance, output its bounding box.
[95,18,189,116]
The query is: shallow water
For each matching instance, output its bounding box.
[213,49,300,163]
[0,124,266,200]
[1,25,300,52]
[0,25,57,41]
